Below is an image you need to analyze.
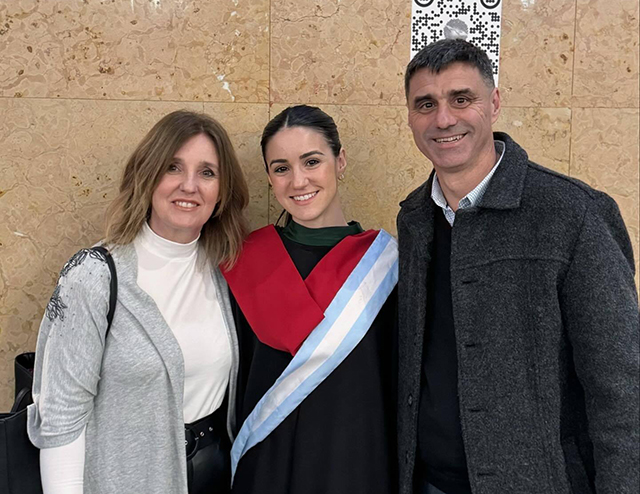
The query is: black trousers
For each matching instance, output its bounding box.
[185,403,231,494]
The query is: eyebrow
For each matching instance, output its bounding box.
[300,150,324,159]
[268,150,325,168]
[450,88,477,98]
[173,157,218,168]
[412,88,477,107]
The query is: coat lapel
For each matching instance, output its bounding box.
[397,174,436,378]
[479,132,529,211]
[398,173,436,260]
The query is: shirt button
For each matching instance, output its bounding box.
[408,394,413,406]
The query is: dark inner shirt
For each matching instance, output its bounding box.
[416,208,472,494]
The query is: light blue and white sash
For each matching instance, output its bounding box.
[230,229,398,480]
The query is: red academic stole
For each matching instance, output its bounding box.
[222,225,378,355]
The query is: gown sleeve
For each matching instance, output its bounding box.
[228,288,255,434]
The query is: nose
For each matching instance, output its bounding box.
[435,103,457,129]
[179,171,198,193]
[291,166,309,188]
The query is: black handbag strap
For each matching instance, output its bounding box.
[14,353,35,401]
[91,246,118,335]
[9,388,32,414]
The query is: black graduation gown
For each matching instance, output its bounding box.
[230,231,397,494]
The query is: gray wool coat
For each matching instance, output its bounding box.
[396,132,639,494]
[28,243,239,494]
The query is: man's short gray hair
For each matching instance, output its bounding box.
[405,39,495,96]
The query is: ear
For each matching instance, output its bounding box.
[490,87,501,124]
[336,148,347,174]
[267,173,273,187]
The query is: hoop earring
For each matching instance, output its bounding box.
[338,173,345,181]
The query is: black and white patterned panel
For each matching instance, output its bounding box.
[410,0,502,84]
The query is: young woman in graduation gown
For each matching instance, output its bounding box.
[223,105,398,494]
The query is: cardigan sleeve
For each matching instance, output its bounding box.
[28,249,112,449]
[560,192,639,493]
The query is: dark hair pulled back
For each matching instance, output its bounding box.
[260,105,342,171]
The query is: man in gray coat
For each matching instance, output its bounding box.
[397,39,639,494]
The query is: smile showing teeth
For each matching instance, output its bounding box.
[292,191,318,202]
[435,134,464,143]
[174,201,198,208]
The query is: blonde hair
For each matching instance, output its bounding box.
[105,110,249,267]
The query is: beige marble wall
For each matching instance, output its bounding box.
[0,0,638,409]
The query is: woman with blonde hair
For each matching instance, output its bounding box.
[28,110,249,494]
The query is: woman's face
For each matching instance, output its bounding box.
[265,126,347,228]
[149,133,220,243]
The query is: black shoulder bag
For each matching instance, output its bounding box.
[0,246,117,494]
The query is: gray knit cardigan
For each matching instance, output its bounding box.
[28,242,239,494]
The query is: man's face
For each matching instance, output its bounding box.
[407,62,500,173]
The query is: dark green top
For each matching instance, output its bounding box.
[279,220,364,247]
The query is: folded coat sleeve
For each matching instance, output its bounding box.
[560,192,640,494]
[28,250,112,449]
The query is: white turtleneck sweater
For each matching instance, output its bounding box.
[40,223,231,493]
[134,222,231,422]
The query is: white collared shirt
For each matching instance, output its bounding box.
[431,140,506,226]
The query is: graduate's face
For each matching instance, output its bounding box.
[265,126,347,228]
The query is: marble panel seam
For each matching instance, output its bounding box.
[569,0,580,105]
[0,96,273,106]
